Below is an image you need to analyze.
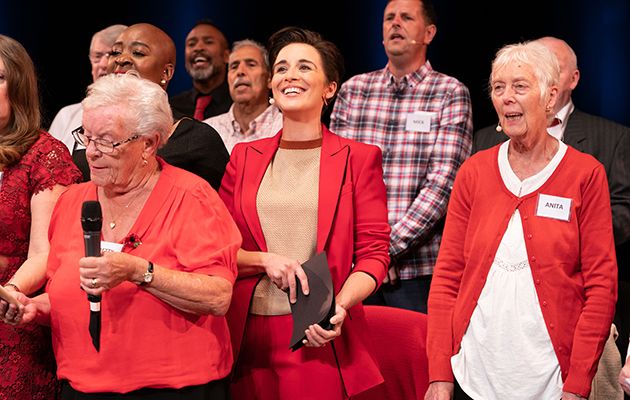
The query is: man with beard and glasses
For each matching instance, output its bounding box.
[204,39,282,153]
[170,20,232,121]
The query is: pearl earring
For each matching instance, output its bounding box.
[268,97,275,105]
[495,124,502,132]
[160,79,167,85]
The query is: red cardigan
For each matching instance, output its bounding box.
[427,145,617,397]
[219,126,391,397]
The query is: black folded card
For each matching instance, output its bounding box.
[289,252,336,351]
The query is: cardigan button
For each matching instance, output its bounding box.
[535,279,541,285]
[523,215,529,220]
[527,234,533,239]
[530,256,537,262]
[542,301,548,307]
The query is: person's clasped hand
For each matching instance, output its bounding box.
[0,291,36,326]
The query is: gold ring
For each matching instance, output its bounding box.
[91,278,98,288]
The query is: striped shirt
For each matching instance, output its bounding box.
[330,61,472,278]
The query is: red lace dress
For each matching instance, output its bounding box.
[0,131,82,400]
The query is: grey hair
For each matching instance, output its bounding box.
[491,40,560,101]
[90,24,128,52]
[82,71,173,147]
[231,39,270,71]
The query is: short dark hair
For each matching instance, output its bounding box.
[267,26,344,93]
[387,0,438,25]
[190,19,228,48]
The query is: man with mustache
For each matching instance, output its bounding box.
[204,39,282,153]
[171,20,232,121]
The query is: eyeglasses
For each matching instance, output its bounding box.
[89,51,110,64]
[72,126,140,154]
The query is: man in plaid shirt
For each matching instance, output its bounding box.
[330,0,472,313]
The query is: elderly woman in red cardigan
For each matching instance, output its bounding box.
[425,41,616,400]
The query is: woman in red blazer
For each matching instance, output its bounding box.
[219,27,390,399]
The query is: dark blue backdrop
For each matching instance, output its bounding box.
[1,0,628,130]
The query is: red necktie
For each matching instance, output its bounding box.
[194,95,212,120]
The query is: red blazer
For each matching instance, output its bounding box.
[219,125,391,397]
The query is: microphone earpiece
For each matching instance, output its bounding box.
[495,124,503,132]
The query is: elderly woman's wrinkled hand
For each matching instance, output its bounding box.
[79,252,141,295]
[424,382,454,400]
[262,252,309,304]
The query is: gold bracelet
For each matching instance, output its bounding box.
[5,283,21,293]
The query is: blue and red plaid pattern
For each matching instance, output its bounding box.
[330,61,472,278]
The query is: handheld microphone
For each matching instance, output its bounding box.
[81,201,102,258]
[81,200,102,351]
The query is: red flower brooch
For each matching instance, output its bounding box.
[123,233,142,250]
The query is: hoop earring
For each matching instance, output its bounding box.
[322,96,329,107]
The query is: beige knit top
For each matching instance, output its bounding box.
[250,138,322,315]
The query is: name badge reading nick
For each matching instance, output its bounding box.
[405,111,435,132]
[536,194,572,222]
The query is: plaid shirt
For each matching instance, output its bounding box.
[204,104,283,153]
[330,61,472,278]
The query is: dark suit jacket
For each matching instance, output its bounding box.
[219,125,391,397]
[157,117,229,191]
[473,108,630,251]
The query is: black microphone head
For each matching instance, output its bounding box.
[81,201,103,232]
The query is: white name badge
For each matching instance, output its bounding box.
[405,111,435,132]
[101,241,124,253]
[536,194,572,222]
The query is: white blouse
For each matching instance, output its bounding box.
[451,139,567,399]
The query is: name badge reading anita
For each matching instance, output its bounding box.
[535,193,572,222]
